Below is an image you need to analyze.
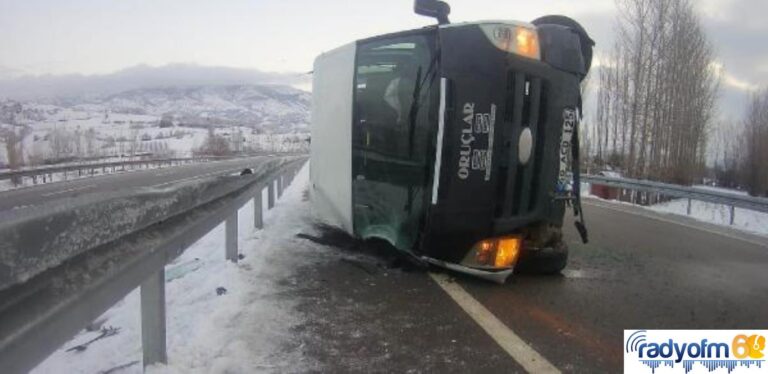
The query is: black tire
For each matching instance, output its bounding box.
[532,15,594,77]
[516,242,568,275]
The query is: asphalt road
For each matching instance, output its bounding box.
[289,197,768,373]
[5,166,765,373]
[0,156,273,213]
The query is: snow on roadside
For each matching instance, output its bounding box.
[691,185,749,196]
[583,183,768,237]
[648,198,768,236]
[32,162,317,374]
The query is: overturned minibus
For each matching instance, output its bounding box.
[310,0,592,282]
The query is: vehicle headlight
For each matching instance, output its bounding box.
[480,24,540,60]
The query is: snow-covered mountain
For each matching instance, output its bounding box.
[0,64,310,100]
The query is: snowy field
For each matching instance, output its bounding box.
[33,163,319,374]
[1,84,310,167]
[1,106,309,192]
[584,183,768,237]
[1,113,309,163]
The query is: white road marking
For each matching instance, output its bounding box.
[584,199,768,248]
[154,170,177,177]
[429,272,561,374]
[41,184,97,197]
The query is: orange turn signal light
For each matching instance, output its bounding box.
[495,237,522,268]
[515,27,539,59]
[472,236,523,268]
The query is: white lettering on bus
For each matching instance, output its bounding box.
[458,103,475,179]
[457,102,496,180]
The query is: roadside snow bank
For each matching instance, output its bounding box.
[583,182,768,237]
[33,162,315,374]
[648,198,768,236]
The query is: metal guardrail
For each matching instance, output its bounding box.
[0,155,307,373]
[582,174,768,224]
[0,156,227,185]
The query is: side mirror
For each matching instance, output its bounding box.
[414,0,450,25]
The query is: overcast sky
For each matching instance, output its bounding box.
[0,0,766,114]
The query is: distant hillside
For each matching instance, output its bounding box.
[70,85,310,133]
[0,63,310,100]
[2,84,310,133]
[0,83,311,165]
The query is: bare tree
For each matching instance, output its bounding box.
[129,129,139,156]
[49,128,73,160]
[3,131,23,169]
[740,90,768,196]
[595,0,719,184]
[85,128,96,157]
[196,127,231,156]
[73,127,83,157]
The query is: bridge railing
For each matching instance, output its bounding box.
[582,174,768,224]
[0,155,307,373]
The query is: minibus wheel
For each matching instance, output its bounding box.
[516,242,568,275]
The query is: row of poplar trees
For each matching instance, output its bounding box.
[591,0,719,185]
[733,91,768,196]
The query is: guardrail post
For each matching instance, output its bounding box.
[686,198,692,215]
[141,269,167,367]
[226,212,238,262]
[729,206,735,225]
[253,191,263,229]
[268,181,275,209]
[277,175,284,199]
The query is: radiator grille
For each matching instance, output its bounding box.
[495,71,548,218]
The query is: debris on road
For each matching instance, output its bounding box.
[65,326,121,353]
